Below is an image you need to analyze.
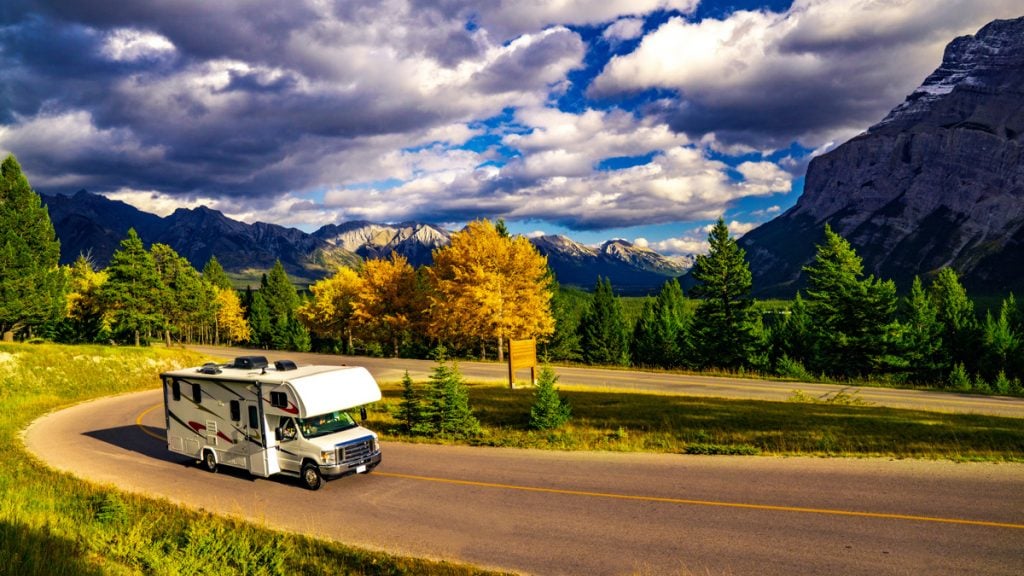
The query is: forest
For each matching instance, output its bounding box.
[3,153,1022,396]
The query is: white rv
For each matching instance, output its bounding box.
[160,356,382,490]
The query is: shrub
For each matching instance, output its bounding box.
[529,366,571,430]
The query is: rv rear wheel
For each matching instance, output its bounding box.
[301,463,322,491]
[202,450,217,473]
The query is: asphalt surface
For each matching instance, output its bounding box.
[189,345,1024,418]
[24,388,1024,575]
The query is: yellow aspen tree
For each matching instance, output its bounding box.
[296,266,364,351]
[214,286,252,344]
[428,219,554,361]
[353,253,424,357]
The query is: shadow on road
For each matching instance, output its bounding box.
[83,425,190,466]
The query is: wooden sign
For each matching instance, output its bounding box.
[508,338,537,389]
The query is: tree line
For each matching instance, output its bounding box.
[2,153,1021,395]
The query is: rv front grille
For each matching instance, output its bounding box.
[336,437,376,466]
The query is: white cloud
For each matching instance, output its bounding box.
[603,18,646,41]
[101,28,176,62]
[591,0,1024,148]
[479,0,698,40]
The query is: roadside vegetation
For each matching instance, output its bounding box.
[369,375,1024,462]
[0,342,503,576]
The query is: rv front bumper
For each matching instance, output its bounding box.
[320,450,381,479]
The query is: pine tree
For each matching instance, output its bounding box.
[262,260,299,324]
[982,296,1020,381]
[202,256,233,290]
[898,277,944,384]
[578,277,629,366]
[396,371,425,434]
[689,218,757,369]
[802,225,896,378]
[422,347,480,438]
[529,366,571,430]
[543,283,585,362]
[630,298,660,367]
[101,229,165,346]
[247,291,273,348]
[930,268,980,375]
[0,154,66,340]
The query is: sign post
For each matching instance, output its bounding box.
[508,338,537,389]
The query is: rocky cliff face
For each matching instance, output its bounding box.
[314,221,450,267]
[740,16,1024,296]
[530,235,690,294]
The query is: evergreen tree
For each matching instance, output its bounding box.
[930,268,980,374]
[101,229,165,346]
[422,347,480,438]
[578,277,629,366]
[630,298,660,367]
[982,296,1020,381]
[396,371,425,435]
[247,291,273,348]
[202,256,233,290]
[0,154,66,340]
[263,260,299,321]
[689,218,757,369]
[529,365,571,430]
[774,293,813,367]
[898,277,944,384]
[541,275,584,362]
[803,225,897,378]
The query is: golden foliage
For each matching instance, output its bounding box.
[296,266,364,338]
[65,256,108,326]
[428,219,554,346]
[214,287,251,343]
[353,254,424,356]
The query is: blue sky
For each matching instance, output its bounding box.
[1,1,1020,254]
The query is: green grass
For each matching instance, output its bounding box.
[1,342,504,576]
[367,380,1024,461]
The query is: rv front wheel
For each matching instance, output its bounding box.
[202,450,217,473]
[301,463,322,490]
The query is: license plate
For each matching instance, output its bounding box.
[356,465,367,473]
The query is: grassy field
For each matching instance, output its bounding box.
[367,379,1024,461]
[1,342,503,576]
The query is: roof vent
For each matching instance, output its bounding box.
[197,362,222,375]
[274,360,298,371]
[232,356,268,370]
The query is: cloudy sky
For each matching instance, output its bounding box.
[2,1,1020,254]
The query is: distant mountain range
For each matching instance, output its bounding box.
[739,16,1024,296]
[41,190,692,293]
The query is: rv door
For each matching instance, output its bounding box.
[245,401,281,477]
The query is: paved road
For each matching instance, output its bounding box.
[189,345,1024,418]
[24,389,1024,575]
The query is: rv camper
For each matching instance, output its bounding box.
[160,356,382,490]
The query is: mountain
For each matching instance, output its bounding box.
[42,191,360,283]
[313,221,450,267]
[739,16,1024,296]
[42,191,691,291]
[530,235,691,294]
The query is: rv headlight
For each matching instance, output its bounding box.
[372,437,380,453]
[320,450,336,465]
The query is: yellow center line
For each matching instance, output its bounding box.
[136,404,1022,530]
[136,403,167,441]
[374,471,1024,531]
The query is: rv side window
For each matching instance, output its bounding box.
[230,400,241,422]
[171,380,180,401]
[248,406,259,429]
[270,391,288,408]
[192,383,202,404]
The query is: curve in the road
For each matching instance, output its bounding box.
[24,388,1024,576]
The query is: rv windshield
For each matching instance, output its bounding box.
[298,411,357,439]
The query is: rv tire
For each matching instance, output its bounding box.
[202,450,217,473]
[301,463,323,490]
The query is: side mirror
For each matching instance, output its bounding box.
[360,407,368,421]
